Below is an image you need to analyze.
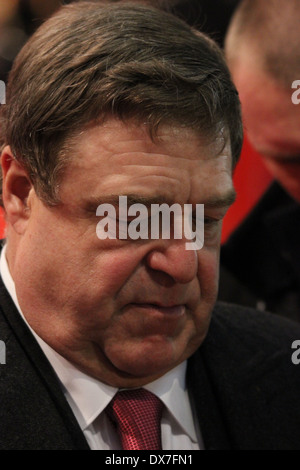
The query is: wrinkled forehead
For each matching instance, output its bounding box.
[56,119,234,208]
[65,119,231,166]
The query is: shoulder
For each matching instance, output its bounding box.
[0,280,89,450]
[189,302,300,449]
[199,301,300,383]
[212,300,300,339]
[207,301,300,357]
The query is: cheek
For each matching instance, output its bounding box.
[23,214,141,309]
[197,248,220,298]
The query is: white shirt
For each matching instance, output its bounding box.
[0,245,202,450]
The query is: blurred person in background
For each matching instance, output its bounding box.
[219,0,300,322]
[0,0,26,82]
[0,1,65,79]
[89,0,241,46]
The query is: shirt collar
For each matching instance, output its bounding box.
[145,362,198,442]
[0,245,196,440]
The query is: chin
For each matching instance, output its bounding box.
[106,337,189,383]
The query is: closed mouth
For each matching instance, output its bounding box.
[131,303,186,316]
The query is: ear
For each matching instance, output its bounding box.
[1,146,34,234]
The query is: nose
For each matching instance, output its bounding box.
[146,238,198,284]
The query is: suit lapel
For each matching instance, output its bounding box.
[187,350,231,449]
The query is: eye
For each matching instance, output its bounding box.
[204,216,220,226]
[203,216,222,239]
[190,214,219,227]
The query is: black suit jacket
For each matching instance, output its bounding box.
[219,182,300,322]
[1,277,300,450]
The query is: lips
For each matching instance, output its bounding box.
[131,303,185,316]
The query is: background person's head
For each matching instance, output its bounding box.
[0,2,242,387]
[225,0,300,202]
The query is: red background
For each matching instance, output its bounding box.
[221,134,272,243]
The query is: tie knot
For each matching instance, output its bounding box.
[106,388,163,450]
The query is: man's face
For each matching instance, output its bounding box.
[231,59,300,202]
[10,120,234,387]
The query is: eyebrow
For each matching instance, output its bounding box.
[84,190,236,211]
[84,194,172,211]
[203,189,237,209]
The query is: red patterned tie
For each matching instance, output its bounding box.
[106,389,163,450]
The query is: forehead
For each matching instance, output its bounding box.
[233,62,300,157]
[60,119,233,205]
